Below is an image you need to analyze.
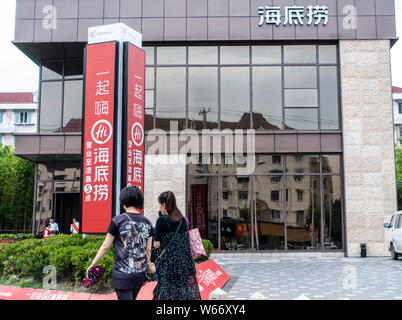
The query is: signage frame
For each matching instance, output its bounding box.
[80,40,120,234]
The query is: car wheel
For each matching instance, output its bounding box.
[391,244,399,260]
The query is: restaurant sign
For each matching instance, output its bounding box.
[258,5,329,26]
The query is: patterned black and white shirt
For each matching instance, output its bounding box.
[107,212,153,290]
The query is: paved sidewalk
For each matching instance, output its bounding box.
[214,256,402,300]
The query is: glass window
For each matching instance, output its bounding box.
[285,109,318,130]
[145,108,154,131]
[157,47,186,65]
[319,45,337,64]
[221,154,249,174]
[37,163,53,180]
[188,67,218,130]
[187,155,219,174]
[188,175,219,249]
[41,62,63,80]
[285,89,318,107]
[14,111,32,124]
[287,175,321,250]
[35,181,53,235]
[252,46,281,64]
[286,155,320,173]
[398,102,402,114]
[255,155,283,174]
[144,46,155,65]
[284,66,317,89]
[145,90,154,109]
[320,66,339,130]
[252,67,282,130]
[220,46,249,65]
[322,155,341,174]
[40,81,62,132]
[254,175,285,250]
[63,80,83,132]
[284,45,316,64]
[221,176,251,250]
[54,164,80,180]
[189,46,218,65]
[221,67,250,129]
[323,176,342,249]
[54,181,80,193]
[146,67,154,89]
[156,67,186,130]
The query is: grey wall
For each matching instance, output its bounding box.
[14,0,397,43]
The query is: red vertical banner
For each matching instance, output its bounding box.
[124,43,145,205]
[81,42,117,233]
[194,184,207,238]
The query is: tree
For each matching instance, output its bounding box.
[0,143,35,232]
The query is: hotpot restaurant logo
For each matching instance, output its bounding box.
[258,5,329,26]
[91,120,113,145]
[131,122,144,147]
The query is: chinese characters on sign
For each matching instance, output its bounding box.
[125,43,145,202]
[258,5,328,27]
[82,42,117,233]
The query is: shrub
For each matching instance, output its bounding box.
[0,234,36,240]
[202,239,214,257]
[0,234,111,288]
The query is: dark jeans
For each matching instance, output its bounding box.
[115,285,142,300]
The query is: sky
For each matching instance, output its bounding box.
[0,0,401,92]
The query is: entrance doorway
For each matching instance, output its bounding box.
[54,193,80,234]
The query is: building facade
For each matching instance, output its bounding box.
[0,92,38,148]
[13,0,398,256]
[393,86,402,144]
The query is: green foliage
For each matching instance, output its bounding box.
[0,234,112,288]
[0,144,35,232]
[201,239,213,257]
[0,233,36,240]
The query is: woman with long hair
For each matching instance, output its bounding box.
[152,191,201,300]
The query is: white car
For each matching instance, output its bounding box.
[384,211,402,260]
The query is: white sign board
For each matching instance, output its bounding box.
[88,23,142,47]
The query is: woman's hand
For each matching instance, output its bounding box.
[86,265,93,278]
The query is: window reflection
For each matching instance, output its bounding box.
[284,45,316,64]
[252,46,281,64]
[284,66,317,89]
[253,67,282,130]
[323,176,342,249]
[285,108,318,130]
[40,81,62,132]
[156,67,186,130]
[37,163,53,180]
[188,67,218,130]
[221,67,250,130]
[322,155,340,174]
[188,175,219,249]
[221,176,252,250]
[221,46,249,65]
[285,89,318,107]
[157,47,186,65]
[254,175,285,250]
[319,45,337,64]
[286,176,321,250]
[320,66,339,130]
[63,80,83,132]
[189,46,218,65]
[35,181,52,235]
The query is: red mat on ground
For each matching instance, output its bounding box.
[0,259,229,300]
